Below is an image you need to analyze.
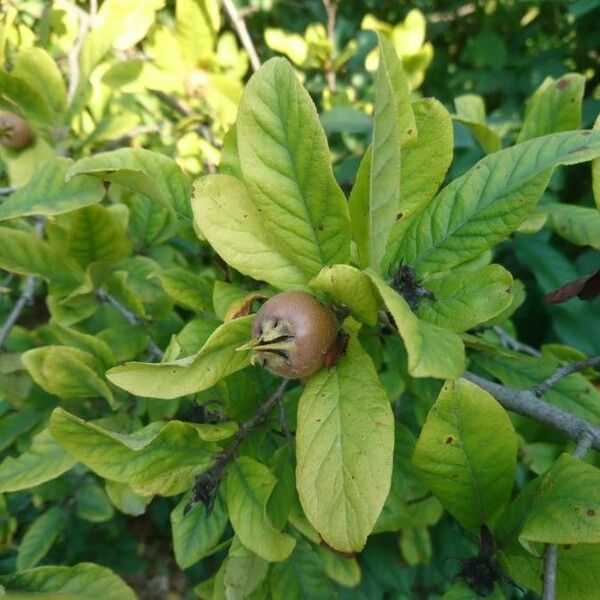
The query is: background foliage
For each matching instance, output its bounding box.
[0,0,599,598]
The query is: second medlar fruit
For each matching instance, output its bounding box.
[239,291,340,379]
[0,112,34,150]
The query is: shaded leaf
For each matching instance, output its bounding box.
[17,506,66,570]
[0,429,76,493]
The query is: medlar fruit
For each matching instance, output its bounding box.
[0,112,34,150]
[239,291,340,379]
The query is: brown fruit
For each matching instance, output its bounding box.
[241,291,339,379]
[0,112,34,150]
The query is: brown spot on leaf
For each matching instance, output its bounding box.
[445,436,454,444]
[587,509,596,517]
[556,78,569,90]
[396,212,403,221]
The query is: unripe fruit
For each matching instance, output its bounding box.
[240,291,339,379]
[0,112,34,150]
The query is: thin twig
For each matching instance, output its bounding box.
[187,379,290,513]
[0,276,36,349]
[542,544,557,600]
[278,393,293,442]
[222,0,261,72]
[322,0,338,92]
[534,356,600,398]
[148,89,219,172]
[67,4,92,105]
[94,124,162,151]
[96,289,163,360]
[463,372,600,451]
[492,326,541,357]
[429,3,476,23]
[0,220,44,349]
[574,430,594,459]
[542,429,593,600]
[148,89,192,117]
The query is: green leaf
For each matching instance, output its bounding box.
[13,48,67,121]
[270,541,337,599]
[69,0,165,118]
[193,174,308,290]
[320,107,372,135]
[310,264,378,325]
[0,69,54,128]
[518,74,585,143]
[416,265,513,332]
[0,563,136,600]
[520,453,600,544]
[593,114,600,210]
[368,271,465,379]
[400,526,432,565]
[543,203,600,249]
[412,378,518,531]
[443,580,504,600]
[107,315,252,399]
[47,323,114,369]
[153,268,213,312]
[513,233,600,355]
[104,480,151,516]
[221,539,269,599]
[65,205,132,267]
[453,94,501,153]
[0,429,76,493]
[66,148,191,221]
[296,337,394,552]
[383,130,600,276]
[49,409,217,496]
[171,492,228,569]
[236,57,350,278]
[317,546,361,588]
[499,540,600,600]
[0,227,84,292]
[17,506,66,570]
[364,34,415,270]
[226,456,296,562]
[22,346,115,406]
[398,98,454,220]
[473,353,600,423]
[176,0,220,67]
[0,158,104,222]
[348,146,371,266]
[75,480,115,523]
[0,408,42,453]
[126,194,178,246]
